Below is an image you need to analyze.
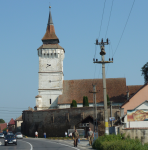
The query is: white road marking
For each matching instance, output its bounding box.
[0,142,2,145]
[43,140,80,150]
[20,140,33,150]
[25,138,80,150]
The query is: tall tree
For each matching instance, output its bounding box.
[141,62,148,83]
[0,119,5,123]
[107,94,110,106]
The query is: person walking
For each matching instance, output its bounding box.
[87,128,94,146]
[65,131,67,137]
[73,129,79,147]
[35,131,38,138]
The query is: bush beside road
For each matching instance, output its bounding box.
[92,134,148,150]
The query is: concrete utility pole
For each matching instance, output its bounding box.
[89,84,98,132]
[93,38,113,135]
[110,101,113,127]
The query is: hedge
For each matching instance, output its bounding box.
[92,134,148,150]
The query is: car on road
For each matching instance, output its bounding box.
[0,133,4,138]
[3,131,7,137]
[4,134,17,146]
[15,132,23,139]
[7,131,13,135]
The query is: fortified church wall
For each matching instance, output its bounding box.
[22,106,120,137]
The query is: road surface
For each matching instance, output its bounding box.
[0,138,91,150]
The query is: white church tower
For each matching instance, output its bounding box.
[35,6,65,110]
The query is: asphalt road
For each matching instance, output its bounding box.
[0,138,87,150]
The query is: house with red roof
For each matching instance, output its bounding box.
[8,118,15,132]
[0,123,7,132]
[120,83,148,128]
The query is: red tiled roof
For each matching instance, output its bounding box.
[58,78,127,104]
[8,118,15,125]
[0,123,7,131]
[37,44,64,50]
[127,85,143,97]
[42,24,59,40]
[121,83,147,107]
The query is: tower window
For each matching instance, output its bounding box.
[50,99,52,104]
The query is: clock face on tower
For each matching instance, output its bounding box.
[39,58,62,72]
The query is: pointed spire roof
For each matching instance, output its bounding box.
[47,6,53,25]
[42,6,59,44]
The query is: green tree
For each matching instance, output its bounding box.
[3,128,7,131]
[83,96,89,107]
[71,100,77,107]
[0,119,5,123]
[107,94,110,106]
[141,62,148,83]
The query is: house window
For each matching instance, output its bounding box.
[50,99,52,104]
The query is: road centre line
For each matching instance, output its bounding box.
[20,140,33,150]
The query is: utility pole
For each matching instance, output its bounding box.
[89,84,98,132]
[110,101,113,127]
[93,38,113,135]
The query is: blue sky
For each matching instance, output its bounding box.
[0,0,148,123]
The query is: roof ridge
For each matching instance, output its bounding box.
[121,82,148,107]
[127,85,143,86]
[64,78,126,81]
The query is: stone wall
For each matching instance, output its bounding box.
[22,106,120,137]
[120,127,148,144]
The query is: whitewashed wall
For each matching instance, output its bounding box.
[36,48,64,109]
[58,103,123,109]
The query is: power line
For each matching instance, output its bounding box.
[98,65,101,78]
[94,0,106,78]
[98,0,107,40]
[106,0,135,77]
[105,0,114,39]
[0,107,27,109]
[0,113,23,115]
[0,110,23,112]
[106,41,113,76]
[113,0,136,57]
[94,0,106,59]
[94,45,97,78]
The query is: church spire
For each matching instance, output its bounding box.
[42,6,59,44]
[47,6,53,25]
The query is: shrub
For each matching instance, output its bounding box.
[71,100,77,107]
[83,96,89,107]
[92,134,148,150]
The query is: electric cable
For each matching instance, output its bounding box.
[94,45,97,78]
[98,0,107,40]
[106,0,135,76]
[94,0,106,78]
[105,0,114,39]
[0,107,27,109]
[113,0,136,57]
